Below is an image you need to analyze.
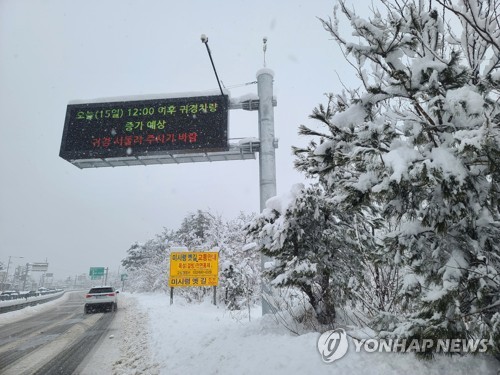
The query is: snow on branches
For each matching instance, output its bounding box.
[290,0,500,355]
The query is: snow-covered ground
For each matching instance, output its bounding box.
[91,293,499,375]
[2,293,499,374]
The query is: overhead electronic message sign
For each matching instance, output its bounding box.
[60,94,229,162]
[31,263,49,272]
[169,252,219,287]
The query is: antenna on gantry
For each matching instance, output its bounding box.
[263,37,268,67]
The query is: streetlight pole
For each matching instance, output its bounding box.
[2,256,24,292]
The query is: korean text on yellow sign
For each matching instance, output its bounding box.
[169,251,219,287]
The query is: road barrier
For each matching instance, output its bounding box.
[0,291,65,314]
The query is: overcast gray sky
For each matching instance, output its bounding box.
[0,0,360,281]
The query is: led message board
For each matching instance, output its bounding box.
[31,263,49,272]
[60,95,229,162]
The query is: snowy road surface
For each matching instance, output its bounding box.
[0,291,114,374]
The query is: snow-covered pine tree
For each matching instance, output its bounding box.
[176,209,213,249]
[186,210,260,309]
[121,228,175,292]
[294,94,403,322]
[214,212,260,310]
[295,0,500,354]
[246,183,382,326]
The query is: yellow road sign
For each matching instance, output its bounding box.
[169,251,219,287]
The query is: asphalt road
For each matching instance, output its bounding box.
[0,291,115,375]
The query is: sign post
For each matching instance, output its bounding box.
[121,273,128,291]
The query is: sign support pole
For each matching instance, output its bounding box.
[257,68,277,315]
[22,263,29,291]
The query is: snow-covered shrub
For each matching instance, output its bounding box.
[247,183,373,326]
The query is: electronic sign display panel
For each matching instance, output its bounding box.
[60,95,229,162]
[31,263,49,272]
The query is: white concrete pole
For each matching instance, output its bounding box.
[257,68,277,211]
[257,68,277,315]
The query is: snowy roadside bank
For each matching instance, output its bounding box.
[0,292,71,325]
[131,293,500,375]
[0,291,65,314]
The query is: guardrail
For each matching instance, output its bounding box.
[0,291,65,314]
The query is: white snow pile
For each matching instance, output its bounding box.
[265,183,304,214]
[90,293,499,375]
[109,295,160,375]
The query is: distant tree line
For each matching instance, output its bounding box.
[121,210,260,310]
